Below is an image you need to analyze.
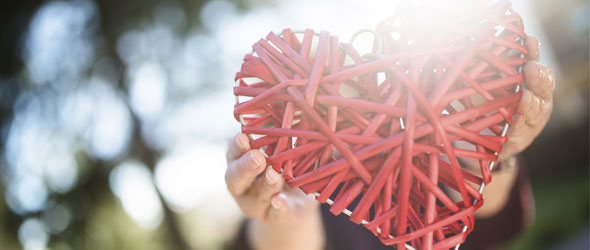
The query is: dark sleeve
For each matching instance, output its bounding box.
[461,157,535,250]
[227,220,251,250]
[321,203,394,250]
[229,158,533,250]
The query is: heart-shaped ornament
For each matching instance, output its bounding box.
[233,1,527,249]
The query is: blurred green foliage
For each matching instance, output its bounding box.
[505,171,589,250]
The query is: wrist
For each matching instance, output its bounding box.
[246,205,325,250]
[493,155,519,173]
[475,155,520,218]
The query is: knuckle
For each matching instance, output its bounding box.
[255,187,273,203]
[225,149,234,163]
[540,64,551,82]
[227,139,238,158]
[545,69,556,91]
[225,171,238,193]
[257,193,271,204]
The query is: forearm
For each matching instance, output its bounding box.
[246,206,325,250]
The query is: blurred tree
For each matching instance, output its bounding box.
[0,0,247,249]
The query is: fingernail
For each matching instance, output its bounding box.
[250,151,265,169]
[237,134,250,150]
[539,66,547,84]
[265,167,278,184]
[271,195,283,209]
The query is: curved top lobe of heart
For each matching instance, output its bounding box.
[233,1,527,249]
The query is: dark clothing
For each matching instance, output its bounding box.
[232,161,533,250]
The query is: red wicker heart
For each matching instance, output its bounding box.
[233,1,527,249]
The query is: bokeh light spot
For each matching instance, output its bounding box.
[109,161,164,230]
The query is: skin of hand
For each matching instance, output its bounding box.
[225,35,554,245]
[500,35,554,161]
[475,35,554,217]
[225,134,325,250]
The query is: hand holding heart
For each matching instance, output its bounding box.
[226,2,554,249]
[225,35,553,249]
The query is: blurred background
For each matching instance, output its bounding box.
[0,0,587,249]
